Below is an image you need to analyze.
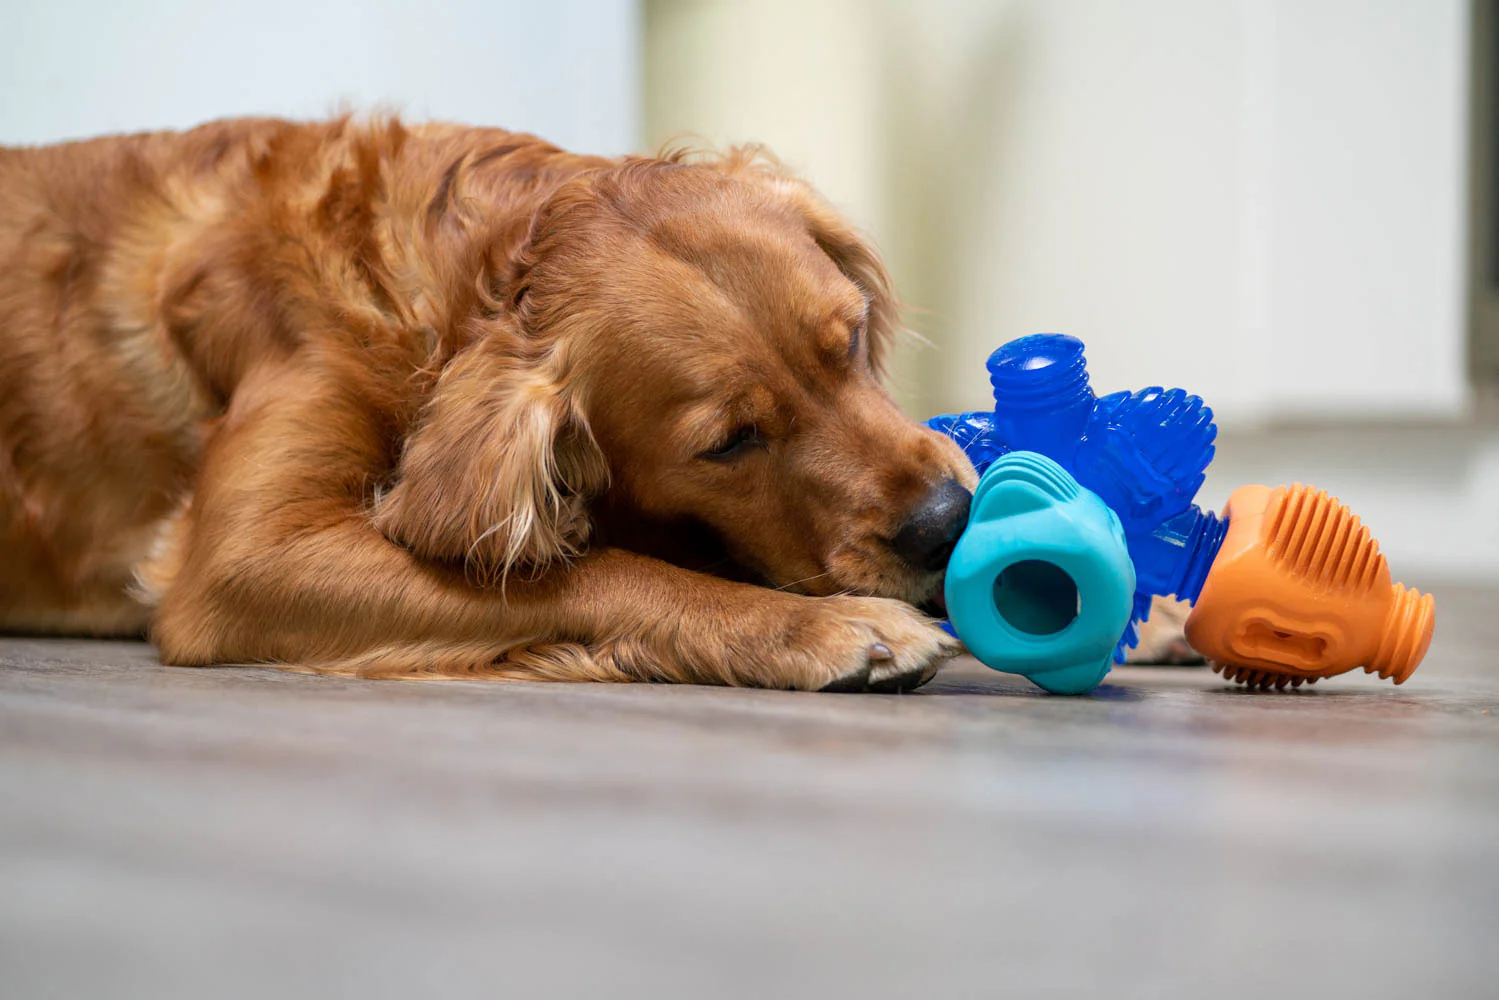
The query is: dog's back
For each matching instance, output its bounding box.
[0,118,583,634]
[0,127,241,632]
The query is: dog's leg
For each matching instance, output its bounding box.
[158,531,958,690]
[228,547,960,691]
[151,367,957,690]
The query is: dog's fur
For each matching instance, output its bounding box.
[0,116,1187,690]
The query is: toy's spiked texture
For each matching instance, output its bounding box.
[1186,484,1436,688]
[929,334,1223,662]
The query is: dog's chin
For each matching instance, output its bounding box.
[813,544,950,608]
[732,546,949,613]
[832,562,949,619]
[848,568,948,618]
[910,571,948,619]
[918,583,948,620]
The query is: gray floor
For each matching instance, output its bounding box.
[2,589,1497,1000]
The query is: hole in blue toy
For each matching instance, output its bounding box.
[993,560,1080,636]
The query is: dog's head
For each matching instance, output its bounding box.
[376,152,975,610]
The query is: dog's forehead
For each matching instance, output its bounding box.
[608,211,864,338]
[604,172,863,317]
[569,177,869,401]
[597,241,861,388]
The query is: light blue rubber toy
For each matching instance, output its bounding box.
[944,451,1137,695]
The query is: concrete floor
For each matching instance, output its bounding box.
[2,588,1497,999]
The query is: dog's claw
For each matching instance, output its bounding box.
[868,643,894,662]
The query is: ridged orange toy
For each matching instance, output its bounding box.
[1184,484,1436,689]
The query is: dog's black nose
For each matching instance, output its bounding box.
[891,478,971,572]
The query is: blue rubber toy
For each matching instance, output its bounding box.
[945,451,1136,694]
[929,333,1228,667]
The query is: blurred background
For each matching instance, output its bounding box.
[3,0,1493,584]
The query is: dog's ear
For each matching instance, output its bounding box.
[723,153,901,375]
[373,335,608,583]
[796,201,899,375]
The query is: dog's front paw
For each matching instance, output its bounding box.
[772,595,960,693]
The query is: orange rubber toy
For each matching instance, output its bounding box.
[1184,484,1436,689]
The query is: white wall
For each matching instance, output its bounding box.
[1257,1,1468,421]
[929,0,1469,425]
[2,0,640,155]
[1201,424,1499,583]
[645,0,1492,582]
[646,0,1470,426]
[644,0,883,240]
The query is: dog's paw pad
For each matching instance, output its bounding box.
[868,665,934,694]
[819,660,875,693]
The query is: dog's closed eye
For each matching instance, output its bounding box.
[701,424,762,462]
[848,318,866,360]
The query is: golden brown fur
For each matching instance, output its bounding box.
[1,116,1000,690]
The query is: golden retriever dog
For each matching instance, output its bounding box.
[0,116,1188,690]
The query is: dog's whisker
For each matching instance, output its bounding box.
[898,325,936,350]
[773,571,832,593]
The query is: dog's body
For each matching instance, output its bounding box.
[0,116,983,689]
[0,117,1187,689]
